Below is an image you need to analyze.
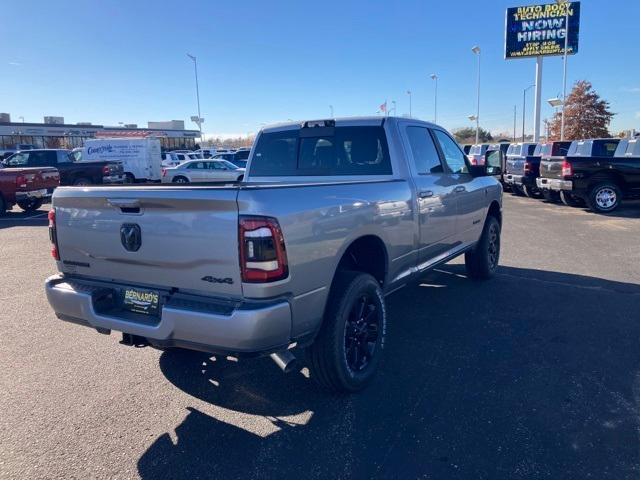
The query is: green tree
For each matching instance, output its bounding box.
[548,81,614,141]
[453,127,493,144]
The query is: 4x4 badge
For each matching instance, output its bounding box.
[201,276,234,285]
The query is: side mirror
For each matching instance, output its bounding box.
[468,165,488,177]
[487,165,502,176]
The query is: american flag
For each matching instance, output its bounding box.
[379,101,387,113]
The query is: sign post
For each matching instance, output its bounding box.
[505,2,580,141]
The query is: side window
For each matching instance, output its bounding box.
[405,126,443,174]
[58,151,72,163]
[432,130,468,174]
[29,151,51,167]
[6,152,28,166]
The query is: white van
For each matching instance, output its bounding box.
[81,138,162,182]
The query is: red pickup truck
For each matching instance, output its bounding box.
[0,166,60,216]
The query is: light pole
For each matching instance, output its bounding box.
[430,74,438,123]
[186,53,203,139]
[329,105,334,117]
[471,45,481,144]
[557,0,570,140]
[19,116,24,123]
[391,101,397,116]
[406,90,412,117]
[522,84,535,141]
[513,105,517,142]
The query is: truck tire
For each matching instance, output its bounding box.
[0,195,6,217]
[587,182,622,213]
[542,190,560,203]
[511,185,524,196]
[560,191,584,207]
[17,198,44,212]
[522,184,542,199]
[124,173,135,184]
[306,271,386,393]
[73,177,91,186]
[172,176,189,184]
[464,215,500,280]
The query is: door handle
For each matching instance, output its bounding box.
[454,186,466,193]
[418,190,434,199]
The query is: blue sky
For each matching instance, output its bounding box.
[1,0,638,138]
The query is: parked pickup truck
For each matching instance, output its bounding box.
[505,141,571,199]
[0,165,60,215]
[3,149,124,186]
[503,142,537,196]
[44,117,503,393]
[536,138,633,212]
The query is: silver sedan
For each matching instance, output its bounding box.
[161,159,245,183]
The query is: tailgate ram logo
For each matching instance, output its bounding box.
[120,224,142,252]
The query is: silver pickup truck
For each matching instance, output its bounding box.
[45,117,503,393]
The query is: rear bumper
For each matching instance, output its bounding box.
[536,177,573,191]
[45,275,292,355]
[504,174,536,187]
[15,189,51,201]
[102,174,125,184]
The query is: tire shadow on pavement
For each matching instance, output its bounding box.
[138,265,640,479]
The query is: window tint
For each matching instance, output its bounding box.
[235,150,250,160]
[6,152,28,166]
[406,127,443,174]
[593,141,619,157]
[432,130,468,174]
[251,126,391,176]
[187,161,206,169]
[28,151,53,166]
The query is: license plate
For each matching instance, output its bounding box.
[122,288,160,316]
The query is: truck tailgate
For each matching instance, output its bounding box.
[539,156,565,179]
[52,186,242,298]
[11,167,59,191]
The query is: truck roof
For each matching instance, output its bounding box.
[260,116,441,133]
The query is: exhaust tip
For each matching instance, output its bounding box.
[270,350,297,374]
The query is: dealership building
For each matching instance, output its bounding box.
[0,115,201,150]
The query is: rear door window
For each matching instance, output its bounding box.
[405,126,443,174]
[432,130,468,174]
[251,126,391,176]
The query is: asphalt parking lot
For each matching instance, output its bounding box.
[1,195,639,479]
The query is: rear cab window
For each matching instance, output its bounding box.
[250,124,392,177]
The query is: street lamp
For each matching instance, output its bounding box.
[406,90,412,117]
[186,53,203,139]
[329,105,334,118]
[547,98,563,108]
[391,100,397,116]
[430,74,438,123]
[556,0,571,140]
[522,84,535,141]
[19,116,24,123]
[471,46,481,143]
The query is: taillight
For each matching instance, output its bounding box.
[48,209,60,260]
[562,159,573,177]
[162,168,167,177]
[102,165,111,175]
[239,216,288,283]
[15,174,27,188]
[524,161,531,174]
[469,156,478,165]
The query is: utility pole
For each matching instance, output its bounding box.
[406,90,412,117]
[430,74,438,123]
[186,53,203,139]
[522,84,535,141]
[471,46,481,144]
[513,105,517,142]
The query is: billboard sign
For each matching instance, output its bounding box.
[505,2,580,59]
